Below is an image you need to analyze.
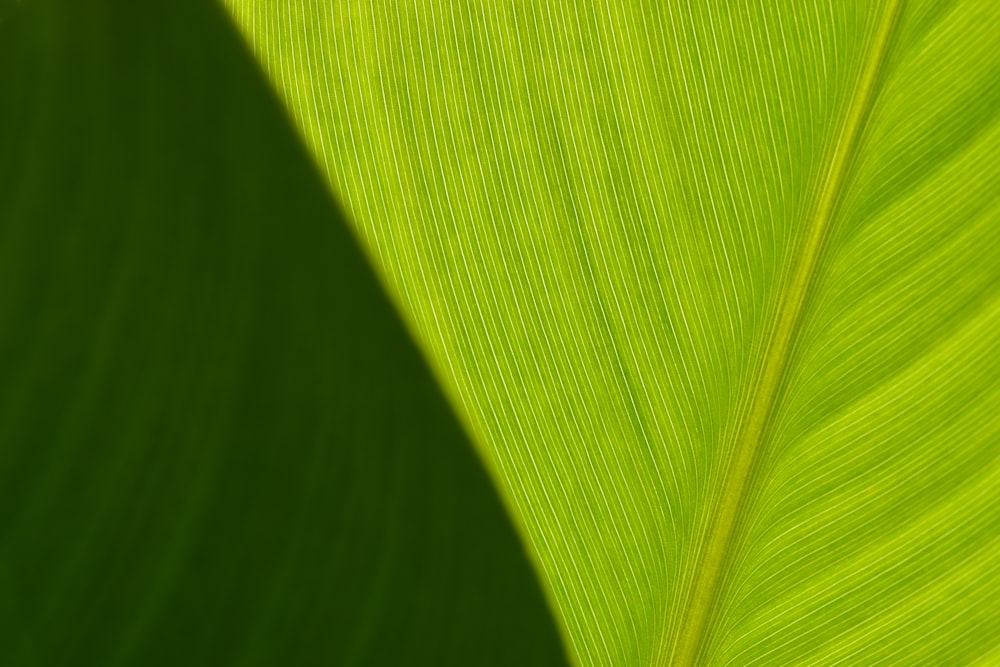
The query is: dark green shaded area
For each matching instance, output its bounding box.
[0,1,567,664]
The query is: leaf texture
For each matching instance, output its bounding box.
[0,1,567,664]
[225,0,1000,664]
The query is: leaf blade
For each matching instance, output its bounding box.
[225,0,1000,664]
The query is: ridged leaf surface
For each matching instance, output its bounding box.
[225,0,1000,664]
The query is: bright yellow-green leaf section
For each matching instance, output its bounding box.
[225,1,1000,664]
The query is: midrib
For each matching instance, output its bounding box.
[666,2,904,664]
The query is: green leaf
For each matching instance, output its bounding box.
[224,0,1000,664]
[0,1,566,664]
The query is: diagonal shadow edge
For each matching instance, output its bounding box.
[0,0,568,664]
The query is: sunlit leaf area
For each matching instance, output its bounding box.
[4,0,999,665]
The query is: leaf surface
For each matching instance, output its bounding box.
[225,0,1000,664]
[0,1,566,664]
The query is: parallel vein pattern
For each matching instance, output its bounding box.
[225,0,1000,664]
[669,2,903,663]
